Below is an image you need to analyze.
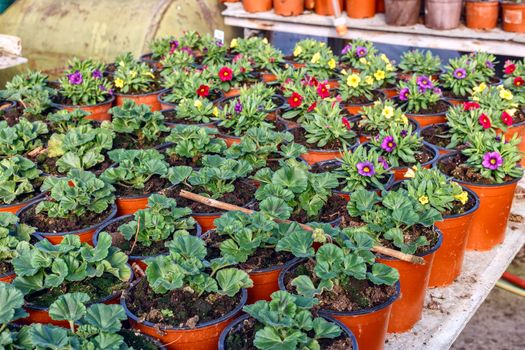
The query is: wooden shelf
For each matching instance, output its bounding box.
[222,3,525,57]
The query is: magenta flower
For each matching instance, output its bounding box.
[416,75,433,89]
[482,152,503,170]
[433,87,442,95]
[399,88,410,101]
[357,161,376,177]
[356,46,368,58]
[381,136,396,153]
[400,129,408,138]
[486,60,494,69]
[92,69,102,79]
[453,68,466,80]
[68,71,83,85]
[234,100,243,114]
[378,156,389,170]
[98,84,106,91]
[169,40,179,54]
[341,44,352,55]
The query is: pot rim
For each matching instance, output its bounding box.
[121,278,248,331]
[404,99,452,117]
[339,89,386,107]
[17,199,118,237]
[0,191,46,209]
[435,152,523,187]
[115,87,169,98]
[419,122,452,152]
[51,94,116,109]
[0,270,15,280]
[0,100,16,110]
[378,226,444,260]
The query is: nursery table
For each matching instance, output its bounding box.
[222,2,525,57]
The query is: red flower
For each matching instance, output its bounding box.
[514,77,524,87]
[288,92,303,108]
[196,85,210,97]
[463,101,480,111]
[67,180,75,188]
[307,101,317,112]
[501,111,513,126]
[504,63,516,75]
[342,117,351,130]
[309,77,319,87]
[218,67,233,82]
[317,83,330,99]
[479,113,492,129]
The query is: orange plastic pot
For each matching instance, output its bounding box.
[53,95,115,122]
[243,0,272,12]
[346,0,376,18]
[218,133,241,147]
[380,87,398,99]
[276,116,300,130]
[376,0,385,12]
[445,96,467,106]
[122,282,247,350]
[315,0,344,15]
[273,0,304,16]
[223,88,241,98]
[377,229,442,333]
[465,1,499,30]
[279,259,397,350]
[247,262,296,304]
[504,121,525,166]
[116,195,151,216]
[429,188,479,287]
[301,149,344,165]
[343,90,385,115]
[0,193,45,214]
[115,89,166,112]
[392,143,439,180]
[502,3,525,33]
[0,272,15,283]
[405,100,451,128]
[261,72,277,83]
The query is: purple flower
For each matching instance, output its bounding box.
[356,46,368,58]
[216,40,224,47]
[67,71,83,85]
[433,87,442,95]
[341,44,352,55]
[181,46,193,54]
[98,84,106,91]
[453,68,466,80]
[234,100,243,114]
[486,60,494,69]
[399,87,410,101]
[357,161,376,177]
[378,157,389,170]
[482,151,503,170]
[170,40,179,49]
[400,129,408,137]
[416,75,433,89]
[381,136,397,153]
[92,69,102,79]
[495,136,502,142]
[108,88,114,96]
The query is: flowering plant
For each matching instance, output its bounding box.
[0,156,42,205]
[291,39,332,64]
[358,100,409,135]
[58,58,113,105]
[149,35,190,60]
[338,145,392,192]
[397,75,442,113]
[198,33,229,65]
[161,70,217,103]
[281,75,329,122]
[230,37,285,72]
[461,132,523,183]
[0,118,48,157]
[164,125,226,165]
[398,49,441,76]
[159,49,195,70]
[204,59,253,93]
[446,103,497,147]
[339,39,378,70]
[112,52,158,94]
[175,97,218,123]
[471,51,498,81]
[302,47,338,81]
[440,56,483,98]
[503,59,525,94]
[359,54,397,89]
[1,70,55,117]
[368,123,423,168]
[338,70,376,102]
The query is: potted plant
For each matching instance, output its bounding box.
[242,0,272,13]
[220,291,358,349]
[112,52,165,111]
[396,75,451,127]
[230,37,285,82]
[503,59,525,94]
[368,123,438,179]
[424,0,463,30]
[163,156,255,231]
[94,194,200,270]
[440,56,483,105]
[0,156,44,214]
[163,125,227,167]
[0,212,35,283]
[290,100,358,164]
[166,97,219,128]
[105,100,169,149]
[0,284,29,347]
[53,58,115,121]
[204,59,254,98]
[470,51,499,85]
[398,49,442,80]
[273,0,304,16]
[278,225,399,350]
[361,53,399,98]
[120,235,252,349]
[501,0,525,33]
[288,40,338,83]
[384,0,421,26]
[197,33,229,66]
[397,166,480,287]
[158,48,196,72]
[338,70,385,115]
[437,132,523,251]
[0,118,48,158]
[142,32,202,65]
[339,39,378,71]
[12,233,131,325]
[46,108,93,134]
[465,0,499,30]
[356,100,412,142]
[100,149,171,216]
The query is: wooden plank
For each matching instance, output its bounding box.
[0,55,27,70]
[0,34,22,56]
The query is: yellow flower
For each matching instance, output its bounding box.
[194,99,202,109]
[347,74,361,88]
[374,70,386,81]
[359,57,368,65]
[311,52,321,64]
[386,63,395,72]
[506,108,517,116]
[419,195,429,205]
[473,82,487,94]
[114,78,124,88]
[262,38,269,44]
[129,70,137,78]
[213,106,219,117]
[328,58,337,70]
[230,38,238,49]
[365,76,374,85]
[454,191,469,205]
[145,72,155,79]
[341,69,348,75]
[404,168,416,178]
[401,115,409,125]
[293,46,303,57]
[380,54,390,64]
[118,60,126,67]
[382,106,394,119]
[499,88,513,100]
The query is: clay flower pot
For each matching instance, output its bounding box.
[0,192,45,214]
[243,0,272,12]
[273,0,304,16]
[116,194,151,217]
[52,95,115,122]
[424,0,463,30]
[377,229,443,333]
[0,271,15,283]
[384,0,421,26]
[301,148,345,165]
[217,133,242,147]
[279,259,397,350]
[505,120,525,166]
[315,0,344,15]
[429,187,480,287]
[465,0,499,30]
[121,281,248,350]
[502,2,525,33]
[346,0,376,18]
[247,258,299,304]
[392,143,439,180]
[115,88,168,112]
[218,314,359,350]
[405,100,452,128]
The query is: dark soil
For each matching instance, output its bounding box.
[290,194,348,224]
[438,153,514,185]
[284,259,397,312]
[443,191,477,217]
[203,230,295,273]
[19,204,113,233]
[26,274,128,308]
[127,278,241,328]
[32,152,112,176]
[119,329,160,350]
[112,132,168,150]
[513,106,525,124]
[0,261,13,275]
[420,124,452,148]
[342,90,383,106]
[379,225,439,255]
[396,145,434,167]
[161,109,213,126]
[406,100,450,115]
[442,90,467,100]
[225,317,354,350]
[114,176,169,197]
[164,152,200,168]
[161,180,256,214]
[289,127,353,151]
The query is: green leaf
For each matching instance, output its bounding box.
[312,317,342,339]
[83,304,127,333]
[216,268,253,297]
[48,292,90,323]
[367,263,399,286]
[0,283,28,324]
